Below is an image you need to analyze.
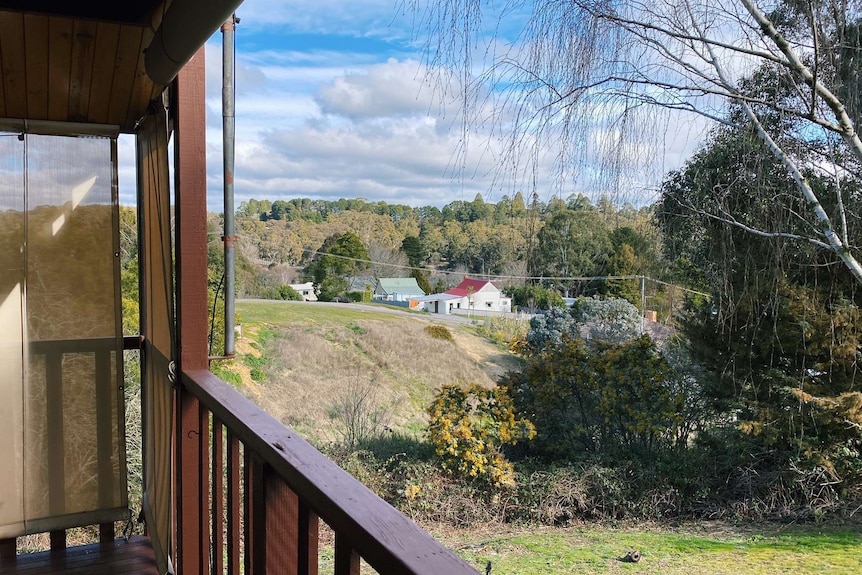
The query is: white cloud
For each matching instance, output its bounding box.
[192,0,710,212]
[315,58,438,119]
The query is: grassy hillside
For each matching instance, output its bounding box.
[219,301,523,444]
[218,301,862,575]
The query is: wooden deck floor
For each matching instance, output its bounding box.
[0,537,159,575]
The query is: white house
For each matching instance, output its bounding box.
[411,277,512,315]
[289,282,317,302]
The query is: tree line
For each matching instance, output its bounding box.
[229,193,669,307]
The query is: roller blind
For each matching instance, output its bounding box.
[138,107,174,575]
[0,131,127,537]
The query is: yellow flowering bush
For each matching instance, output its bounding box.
[404,483,422,500]
[427,384,535,486]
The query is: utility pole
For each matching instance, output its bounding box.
[640,275,646,334]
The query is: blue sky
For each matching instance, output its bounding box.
[119,0,705,211]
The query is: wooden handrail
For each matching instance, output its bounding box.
[182,369,479,575]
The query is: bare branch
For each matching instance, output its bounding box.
[741,0,862,165]
[694,206,831,249]
[690,0,862,282]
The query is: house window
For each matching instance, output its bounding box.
[486,301,493,307]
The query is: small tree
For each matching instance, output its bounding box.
[571,296,641,344]
[328,376,392,449]
[277,284,303,301]
[428,384,535,486]
[505,284,566,311]
[504,334,687,459]
[411,268,433,295]
[306,231,369,301]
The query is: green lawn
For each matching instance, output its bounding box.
[446,525,862,574]
[238,300,408,325]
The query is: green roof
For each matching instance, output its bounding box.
[376,277,426,296]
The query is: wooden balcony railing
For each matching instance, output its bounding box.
[179,369,479,575]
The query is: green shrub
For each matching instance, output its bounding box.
[475,315,528,348]
[212,364,242,387]
[504,334,686,459]
[346,291,365,302]
[347,322,367,335]
[424,324,453,341]
[277,284,303,300]
[505,285,566,311]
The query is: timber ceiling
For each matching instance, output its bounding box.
[0,1,171,132]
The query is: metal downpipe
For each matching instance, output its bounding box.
[222,15,237,357]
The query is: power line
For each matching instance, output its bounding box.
[302,248,710,297]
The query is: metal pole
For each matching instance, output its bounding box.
[222,14,237,357]
[640,275,646,334]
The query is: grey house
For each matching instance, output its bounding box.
[374,277,427,302]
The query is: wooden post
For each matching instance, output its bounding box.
[264,469,299,575]
[335,535,360,575]
[173,53,209,371]
[0,538,15,561]
[173,46,209,575]
[49,530,66,552]
[298,501,319,575]
[227,432,241,575]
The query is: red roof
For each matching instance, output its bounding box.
[445,277,494,297]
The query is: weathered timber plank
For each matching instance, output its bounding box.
[23,14,49,119]
[46,16,72,122]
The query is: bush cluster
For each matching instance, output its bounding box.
[424,324,454,341]
[427,384,535,486]
[418,294,862,522]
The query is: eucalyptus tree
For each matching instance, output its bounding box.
[534,208,612,293]
[416,0,862,284]
[305,232,369,301]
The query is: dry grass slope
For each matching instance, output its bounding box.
[233,301,522,443]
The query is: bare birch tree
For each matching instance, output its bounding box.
[415,0,862,284]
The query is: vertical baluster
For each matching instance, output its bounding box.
[49,530,65,551]
[97,342,115,545]
[263,469,299,575]
[94,348,114,509]
[199,405,211,573]
[99,523,114,543]
[45,350,65,516]
[298,500,319,575]
[212,417,224,575]
[244,450,266,574]
[0,537,15,560]
[334,534,360,575]
[226,432,241,575]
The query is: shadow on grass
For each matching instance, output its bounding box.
[356,431,436,462]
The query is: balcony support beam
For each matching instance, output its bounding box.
[173,47,209,575]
